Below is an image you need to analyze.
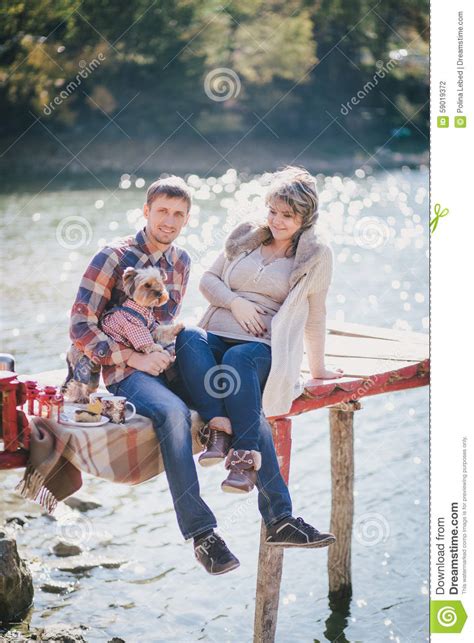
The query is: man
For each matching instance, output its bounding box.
[68,176,334,575]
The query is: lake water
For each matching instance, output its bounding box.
[1,166,429,642]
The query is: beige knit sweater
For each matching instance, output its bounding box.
[200,246,295,344]
[198,221,333,417]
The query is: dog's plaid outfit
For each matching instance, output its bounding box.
[101,298,158,352]
[64,228,190,389]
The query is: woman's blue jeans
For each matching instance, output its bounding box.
[176,328,271,451]
[175,326,292,506]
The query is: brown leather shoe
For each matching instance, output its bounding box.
[221,449,261,494]
[198,426,232,467]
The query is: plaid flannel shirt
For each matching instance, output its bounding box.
[69,228,190,387]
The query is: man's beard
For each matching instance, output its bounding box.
[153,232,170,243]
[147,227,174,246]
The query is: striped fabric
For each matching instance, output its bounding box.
[15,412,204,514]
[69,228,190,386]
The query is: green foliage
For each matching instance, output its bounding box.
[0,0,429,141]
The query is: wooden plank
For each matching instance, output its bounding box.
[327,320,428,345]
[325,335,428,361]
[301,356,418,379]
[270,360,430,420]
[20,370,107,390]
[0,450,28,469]
[19,369,67,387]
[254,418,292,642]
[328,403,358,598]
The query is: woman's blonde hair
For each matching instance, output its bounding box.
[263,165,319,256]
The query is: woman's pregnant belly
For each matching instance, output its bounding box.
[206,304,277,342]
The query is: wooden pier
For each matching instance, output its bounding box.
[254,321,429,641]
[0,321,429,641]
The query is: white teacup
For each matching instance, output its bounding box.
[88,392,113,416]
[100,395,136,424]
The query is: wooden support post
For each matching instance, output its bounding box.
[327,400,361,599]
[253,417,292,643]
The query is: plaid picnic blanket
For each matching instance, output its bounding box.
[15,411,204,514]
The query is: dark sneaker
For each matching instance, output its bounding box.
[194,532,240,575]
[198,426,232,467]
[221,449,260,494]
[265,516,336,548]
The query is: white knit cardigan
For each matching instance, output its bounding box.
[198,221,334,418]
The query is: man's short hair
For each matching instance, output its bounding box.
[146,176,192,211]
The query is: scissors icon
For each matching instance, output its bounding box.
[430,203,449,233]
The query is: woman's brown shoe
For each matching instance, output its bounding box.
[221,449,262,493]
[198,426,232,467]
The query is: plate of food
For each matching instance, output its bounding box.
[60,401,110,427]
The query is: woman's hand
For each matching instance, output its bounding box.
[127,350,174,376]
[312,367,344,380]
[230,297,267,336]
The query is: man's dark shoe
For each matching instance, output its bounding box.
[194,531,240,575]
[265,516,336,548]
[198,426,232,467]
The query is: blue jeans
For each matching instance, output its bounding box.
[108,364,292,539]
[175,327,292,503]
[108,371,216,540]
[176,329,271,451]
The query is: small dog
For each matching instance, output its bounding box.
[101,266,184,354]
[63,266,183,403]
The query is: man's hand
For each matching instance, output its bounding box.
[230,297,267,336]
[127,350,174,376]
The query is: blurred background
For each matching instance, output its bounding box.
[0,0,428,179]
[1,1,429,642]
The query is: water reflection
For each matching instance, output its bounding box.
[0,167,429,641]
[319,593,352,643]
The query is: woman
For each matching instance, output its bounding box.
[176,166,343,543]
